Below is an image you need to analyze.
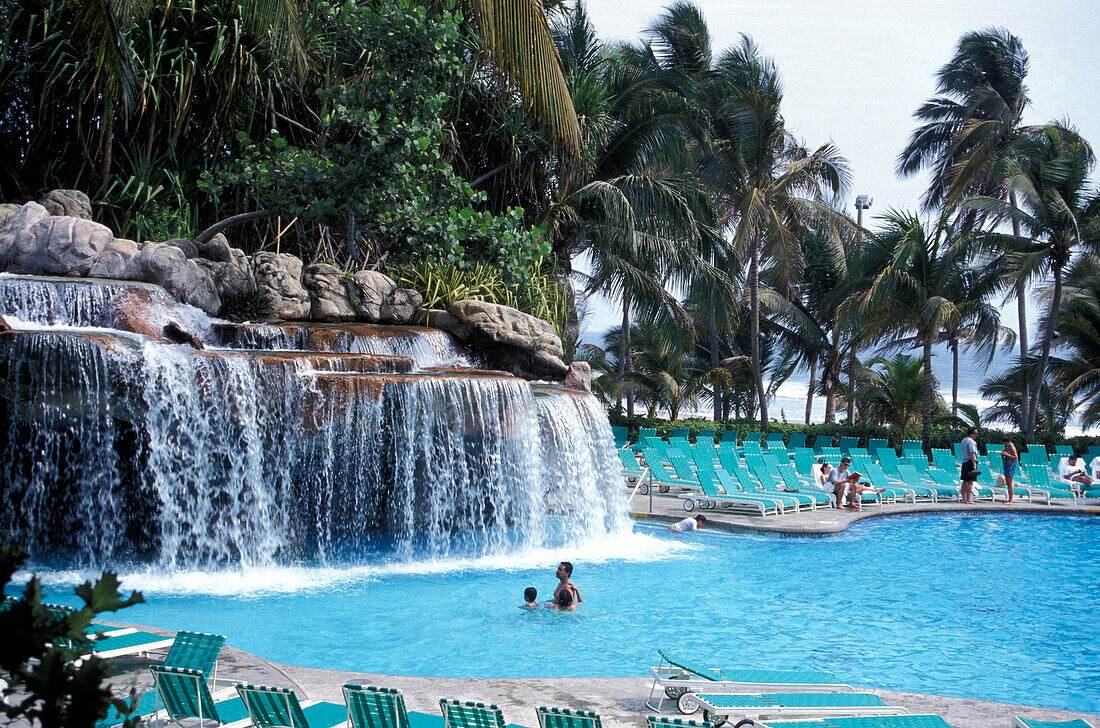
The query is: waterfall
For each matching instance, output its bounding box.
[0,276,626,569]
[0,274,166,327]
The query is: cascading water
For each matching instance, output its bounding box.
[0,275,627,570]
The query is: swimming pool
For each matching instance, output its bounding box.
[28,514,1100,713]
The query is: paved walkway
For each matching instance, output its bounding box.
[626,486,1100,535]
[101,635,1099,728]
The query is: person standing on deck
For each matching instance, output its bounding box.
[960,427,980,504]
[999,436,1018,505]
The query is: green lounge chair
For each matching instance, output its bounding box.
[837,437,858,455]
[864,463,929,502]
[721,430,739,443]
[236,683,347,728]
[536,707,601,728]
[817,447,842,462]
[792,451,816,477]
[901,440,923,457]
[440,700,529,728]
[1014,719,1094,728]
[672,428,690,439]
[646,651,852,713]
[868,438,889,454]
[611,426,629,448]
[164,631,226,682]
[743,440,764,457]
[924,467,995,501]
[344,685,445,728]
[745,431,764,446]
[746,716,960,728]
[647,718,711,728]
[640,450,697,494]
[687,692,904,724]
[149,665,251,727]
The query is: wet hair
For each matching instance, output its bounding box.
[556,588,574,609]
[559,561,573,576]
[966,427,978,436]
[524,587,537,602]
[694,515,707,524]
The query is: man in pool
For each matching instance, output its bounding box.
[553,561,582,605]
[669,515,706,531]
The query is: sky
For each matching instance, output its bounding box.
[573,0,1100,340]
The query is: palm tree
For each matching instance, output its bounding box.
[856,354,930,436]
[980,361,1073,436]
[1048,254,1100,428]
[897,28,1037,426]
[614,321,711,421]
[462,0,581,154]
[696,36,851,432]
[967,124,1099,440]
[856,209,1002,449]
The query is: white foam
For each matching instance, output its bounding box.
[21,529,697,596]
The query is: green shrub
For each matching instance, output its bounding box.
[606,412,1100,454]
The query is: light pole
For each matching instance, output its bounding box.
[848,195,873,425]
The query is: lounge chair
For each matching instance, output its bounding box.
[868,438,889,454]
[646,651,852,713]
[923,468,996,501]
[440,700,529,728]
[236,683,348,728]
[640,450,697,494]
[901,440,923,458]
[713,470,813,512]
[647,718,711,728]
[536,707,602,728]
[89,629,177,660]
[765,433,786,451]
[721,430,739,443]
[678,472,782,516]
[743,716,960,728]
[686,692,905,725]
[864,463,928,502]
[163,631,226,681]
[1014,719,1094,728]
[895,463,958,501]
[611,426,629,448]
[344,684,445,728]
[837,437,858,455]
[672,428,690,439]
[148,665,251,727]
[787,434,808,451]
[1023,464,1079,502]
[619,450,648,484]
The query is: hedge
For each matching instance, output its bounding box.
[607,413,1100,455]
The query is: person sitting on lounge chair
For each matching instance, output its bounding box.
[819,462,848,508]
[830,458,886,512]
[1060,455,1093,486]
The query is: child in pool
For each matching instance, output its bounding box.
[520,586,539,610]
[553,587,576,612]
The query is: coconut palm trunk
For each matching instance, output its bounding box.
[1026,265,1063,440]
[951,338,959,415]
[922,335,934,449]
[749,239,769,432]
[823,349,840,423]
[1010,191,1030,429]
[805,358,816,424]
[847,349,856,423]
[622,294,634,418]
[709,294,721,422]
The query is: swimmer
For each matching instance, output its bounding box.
[520,586,539,610]
[553,587,576,612]
[669,515,706,532]
[553,561,582,604]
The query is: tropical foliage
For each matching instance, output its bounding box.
[5,0,1100,441]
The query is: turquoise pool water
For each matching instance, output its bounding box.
[28,514,1100,713]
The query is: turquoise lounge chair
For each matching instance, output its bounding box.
[714,470,813,512]
[672,428,690,439]
[687,692,905,724]
[864,463,929,502]
[868,438,889,454]
[440,700,529,728]
[1021,464,1078,502]
[765,433,786,451]
[678,471,782,516]
[164,631,226,681]
[646,651,851,713]
[536,707,602,728]
[837,437,858,455]
[345,685,445,728]
[787,434,808,451]
[747,716,960,728]
[721,430,739,442]
[924,467,996,501]
[894,463,957,501]
[236,683,347,728]
[1014,719,1094,728]
[619,450,648,483]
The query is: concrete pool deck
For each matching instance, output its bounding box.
[99,635,1100,728]
[626,487,1100,535]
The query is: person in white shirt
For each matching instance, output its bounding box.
[669,515,706,532]
[1059,455,1093,486]
[1089,455,1100,482]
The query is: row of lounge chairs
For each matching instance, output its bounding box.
[646,650,1092,728]
[618,435,1086,515]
